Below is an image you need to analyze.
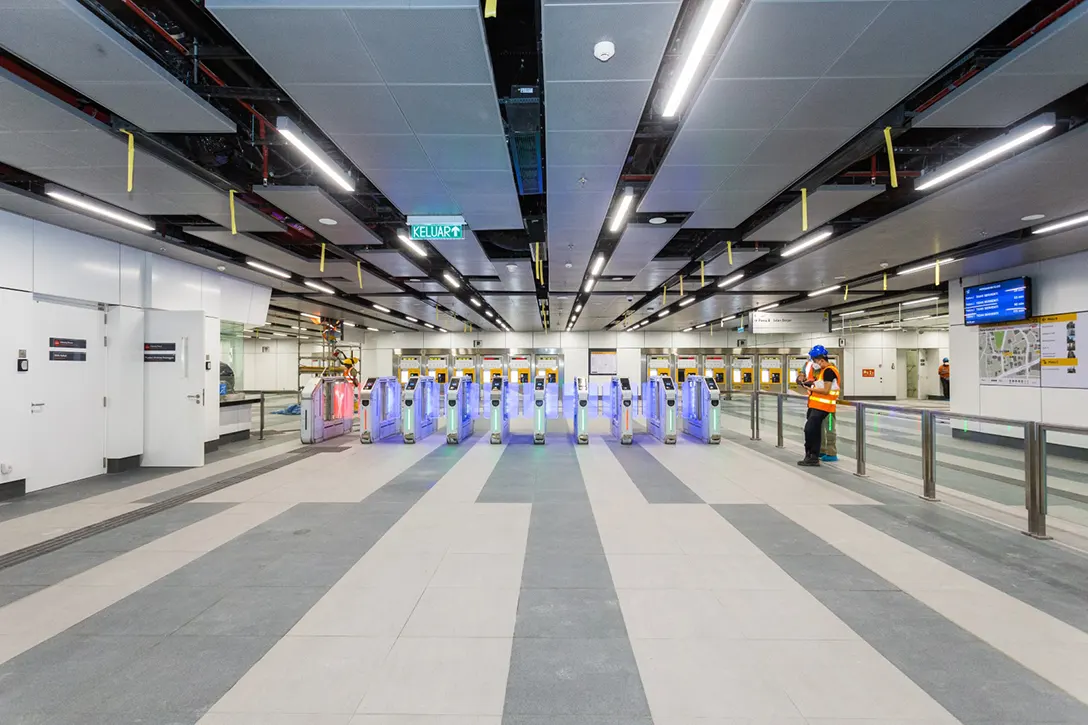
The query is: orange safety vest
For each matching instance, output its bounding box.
[938,364,950,380]
[807,363,840,413]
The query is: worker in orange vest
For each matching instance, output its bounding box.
[799,345,840,467]
[938,358,950,399]
[799,357,838,462]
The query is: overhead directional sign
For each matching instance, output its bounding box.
[407,215,466,241]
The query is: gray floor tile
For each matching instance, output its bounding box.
[64,503,233,552]
[514,588,628,639]
[0,550,114,586]
[70,585,226,636]
[521,553,614,589]
[605,440,703,504]
[504,637,650,716]
[777,554,900,591]
[245,551,363,587]
[504,719,652,725]
[0,584,43,608]
[174,586,324,636]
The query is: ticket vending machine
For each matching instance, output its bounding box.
[648,354,672,379]
[532,375,547,444]
[647,375,678,444]
[705,355,727,385]
[537,355,559,384]
[301,376,355,443]
[399,355,421,386]
[489,375,510,444]
[788,356,810,394]
[453,355,476,384]
[573,377,589,445]
[681,376,721,444]
[760,355,783,392]
[402,375,438,443]
[512,354,532,384]
[732,355,755,392]
[676,355,699,384]
[428,355,449,385]
[482,355,504,384]
[445,377,474,444]
[610,377,633,445]
[359,376,400,444]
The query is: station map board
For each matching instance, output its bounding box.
[978,312,1082,388]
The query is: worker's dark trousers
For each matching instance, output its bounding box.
[940,378,950,398]
[804,408,829,458]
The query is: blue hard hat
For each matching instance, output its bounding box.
[808,344,828,359]
[943,358,949,363]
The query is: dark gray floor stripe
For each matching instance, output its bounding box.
[838,502,1088,635]
[713,504,1088,725]
[603,440,702,504]
[0,449,330,572]
[481,440,652,723]
[0,442,473,725]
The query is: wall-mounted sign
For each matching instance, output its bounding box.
[590,350,617,376]
[454,356,475,368]
[50,337,86,349]
[407,215,466,241]
[49,350,86,362]
[426,356,447,370]
[705,356,724,369]
[144,353,176,363]
[144,342,176,352]
[862,368,876,378]
[749,311,830,334]
[736,339,747,348]
[399,356,420,370]
[677,356,698,368]
[510,356,530,369]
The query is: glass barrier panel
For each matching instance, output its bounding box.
[506,385,519,419]
[934,414,1028,508]
[858,406,924,480]
[1042,428,1088,529]
[547,383,560,419]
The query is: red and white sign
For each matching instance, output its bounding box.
[862,368,876,378]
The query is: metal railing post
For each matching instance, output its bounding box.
[776,394,784,448]
[921,410,938,501]
[259,392,266,441]
[854,403,867,477]
[751,392,761,441]
[1024,421,1050,539]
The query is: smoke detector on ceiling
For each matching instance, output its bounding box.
[317,218,337,226]
[594,40,615,62]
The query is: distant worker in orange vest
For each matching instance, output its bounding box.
[799,357,837,462]
[799,345,840,467]
[938,358,950,399]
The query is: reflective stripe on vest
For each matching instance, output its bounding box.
[808,364,840,413]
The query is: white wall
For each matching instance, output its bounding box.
[242,338,328,391]
[950,249,1088,438]
[0,208,272,490]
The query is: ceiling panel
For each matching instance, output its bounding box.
[603,225,681,276]
[484,294,545,331]
[428,229,497,277]
[735,122,1088,295]
[0,0,234,133]
[700,249,770,275]
[355,249,426,277]
[779,292,882,312]
[184,227,318,277]
[317,264,401,294]
[745,185,886,242]
[433,295,491,329]
[638,293,786,331]
[915,2,1088,129]
[254,186,383,246]
[492,259,537,292]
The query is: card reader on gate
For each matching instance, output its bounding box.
[574,377,589,445]
[533,375,547,445]
[489,375,509,444]
[610,377,634,445]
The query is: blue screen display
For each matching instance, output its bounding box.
[963,277,1031,326]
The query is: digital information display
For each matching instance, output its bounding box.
[964,277,1031,326]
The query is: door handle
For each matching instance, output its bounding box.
[187,393,202,403]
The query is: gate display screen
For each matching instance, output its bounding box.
[964,277,1031,326]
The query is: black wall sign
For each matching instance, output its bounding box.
[50,337,86,349]
[50,351,87,362]
[144,353,177,363]
[144,342,176,351]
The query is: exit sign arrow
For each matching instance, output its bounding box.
[410,223,464,241]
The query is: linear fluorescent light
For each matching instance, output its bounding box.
[915,116,1055,192]
[304,280,336,294]
[722,315,737,322]
[366,327,379,332]
[608,188,635,233]
[658,310,670,318]
[343,321,356,327]
[695,323,707,329]
[904,314,933,322]
[423,323,434,329]
[757,304,779,312]
[272,332,287,337]
[839,310,868,317]
[897,259,954,276]
[591,254,606,276]
[717,272,745,288]
[470,297,481,307]
[396,230,428,258]
[372,304,390,313]
[443,271,461,288]
[485,310,494,318]
[662,0,733,117]
[1033,212,1088,236]
[45,187,155,231]
[584,278,595,293]
[679,297,695,307]
[276,117,354,192]
[902,296,940,307]
[246,259,292,279]
[781,229,833,257]
[807,285,841,298]
[683,327,693,332]
[405,316,418,323]
[574,304,583,313]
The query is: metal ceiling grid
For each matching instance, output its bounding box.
[407,279,452,294]
[597,259,687,293]
[433,295,491,330]
[542,0,681,289]
[319,266,401,295]
[483,294,546,331]
[602,225,682,277]
[489,259,537,293]
[208,1,523,229]
[700,248,769,275]
[274,296,404,328]
[0,70,281,232]
[641,0,1028,229]
[639,293,784,331]
[0,0,235,133]
[745,185,886,242]
[915,2,1088,129]
[734,121,1088,295]
[354,249,426,278]
[779,293,882,312]
[253,187,383,247]
[429,230,498,277]
[376,297,460,330]
[184,228,319,276]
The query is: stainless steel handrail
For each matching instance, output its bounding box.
[1039,422,1088,436]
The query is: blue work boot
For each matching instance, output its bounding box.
[820,454,839,462]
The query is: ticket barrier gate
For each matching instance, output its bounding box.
[681,376,721,444]
[445,377,474,444]
[489,375,510,444]
[301,376,355,443]
[359,376,400,444]
[532,375,547,445]
[573,377,590,445]
[402,375,438,444]
[647,375,678,444]
[610,377,633,445]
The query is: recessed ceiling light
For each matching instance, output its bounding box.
[757,303,780,312]
[649,216,667,225]
[304,280,336,294]
[612,277,624,281]
[717,272,745,288]
[807,285,841,298]
[662,0,733,117]
[1033,212,1088,235]
[396,231,428,258]
[834,275,847,280]
[485,310,495,318]
[405,316,418,323]
[608,188,635,233]
[915,115,1055,192]
[246,259,292,279]
[470,298,481,307]
[1021,214,1046,222]
[781,229,833,257]
[591,254,606,276]
[443,271,461,288]
[366,327,379,332]
[275,117,355,192]
[373,304,390,313]
[679,297,695,307]
[565,262,573,269]
[897,259,954,276]
[45,186,155,231]
[506,263,518,272]
[683,327,693,332]
[902,296,940,307]
[317,217,337,226]
[216,265,226,272]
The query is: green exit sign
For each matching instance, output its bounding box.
[410,223,463,241]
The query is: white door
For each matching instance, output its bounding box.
[143,310,205,467]
[30,300,106,492]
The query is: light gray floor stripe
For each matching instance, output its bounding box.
[0,442,475,725]
[481,440,652,723]
[838,502,1088,635]
[714,504,1088,725]
[603,440,703,504]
